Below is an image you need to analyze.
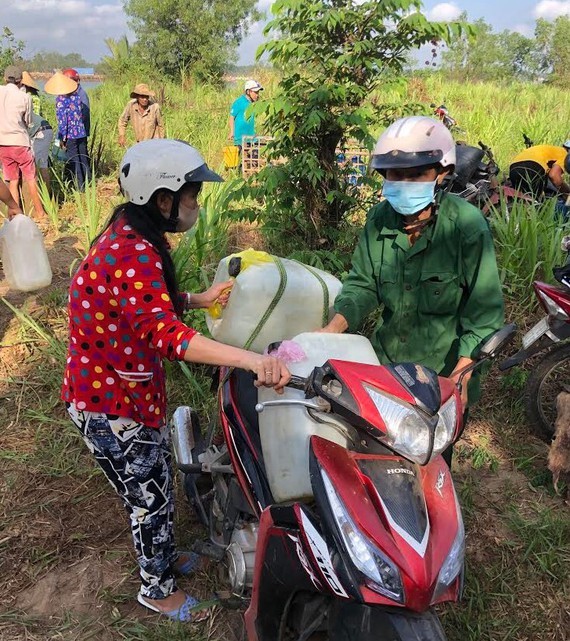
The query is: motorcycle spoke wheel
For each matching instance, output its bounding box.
[525,344,570,442]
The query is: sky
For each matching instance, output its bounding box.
[1,0,569,65]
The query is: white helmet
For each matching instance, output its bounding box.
[119,139,223,205]
[371,116,456,172]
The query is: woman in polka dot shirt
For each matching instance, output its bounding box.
[62,140,290,622]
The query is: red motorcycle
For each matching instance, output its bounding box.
[501,239,570,441]
[172,326,515,640]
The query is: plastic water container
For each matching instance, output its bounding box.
[258,332,380,503]
[223,145,240,169]
[206,252,342,354]
[0,214,52,291]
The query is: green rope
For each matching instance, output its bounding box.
[243,256,288,351]
[293,260,330,327]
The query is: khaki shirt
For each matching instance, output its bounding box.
[0,83,33,147]
[118,100,165,142]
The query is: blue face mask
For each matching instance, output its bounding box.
[382,180,437,216]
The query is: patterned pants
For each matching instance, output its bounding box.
[67,403,178,599]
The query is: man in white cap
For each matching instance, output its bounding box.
[0,65,46,218]
[228,79,263,147]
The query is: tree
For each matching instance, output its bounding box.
[98,36,136,77]
[0,27,24,72]
[441,13,536,82]
[24,50,91,72]
[243,0,469,248]
[124,0,260,81]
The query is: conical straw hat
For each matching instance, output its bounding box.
[21,71,39,91]
[44,71,78,96]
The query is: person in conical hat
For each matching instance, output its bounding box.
[118,82,164,147]
[45,71,91,191]
[21,71,53,190]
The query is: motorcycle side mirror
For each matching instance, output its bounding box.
[477,323,518,359]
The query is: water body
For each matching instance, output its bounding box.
[36,79,103,93]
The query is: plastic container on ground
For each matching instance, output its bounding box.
[0,214,52,291]
[223,145,240,169]
[206,251,342,354]
[258,332,380,503]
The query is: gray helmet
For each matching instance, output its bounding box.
[371,116,456,172]
[119,139,223,205]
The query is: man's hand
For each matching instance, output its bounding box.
[7,204,22,220]
[449,357,475,408]
[317,313,349,334]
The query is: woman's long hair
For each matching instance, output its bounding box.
[95,197,184,316]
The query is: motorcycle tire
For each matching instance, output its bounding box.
[524,343,570,442]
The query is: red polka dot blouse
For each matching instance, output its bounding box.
[61,216,197,428]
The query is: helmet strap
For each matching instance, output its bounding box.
[162,190,181,233]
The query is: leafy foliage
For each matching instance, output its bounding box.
[442,13,570,86]
[23,50,92,72]
[123,0,261,81]
[0,27,24,71]
[245,0,470,249]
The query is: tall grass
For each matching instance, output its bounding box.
[489,197,568,315]
[73,178,104,252]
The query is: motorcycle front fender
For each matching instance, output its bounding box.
[328,602,447,641]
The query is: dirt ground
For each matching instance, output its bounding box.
[0,226,569,641]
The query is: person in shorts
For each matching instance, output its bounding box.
[0,65,46,218]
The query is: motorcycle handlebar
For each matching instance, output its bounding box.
[287,374,309,390]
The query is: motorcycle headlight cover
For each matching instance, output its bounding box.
[432,488,465,601]
[433,396,458,456]
[321,469,404,603]
[364,384,432,464]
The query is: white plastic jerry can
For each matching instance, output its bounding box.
[0,214,52,291]
[258,332,381,503]
[206,250,343,353]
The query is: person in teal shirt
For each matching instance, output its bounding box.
[228,79,263,147]
[321,116,504,464]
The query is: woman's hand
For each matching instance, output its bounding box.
[190,280,234,309]
[246,353,291,394]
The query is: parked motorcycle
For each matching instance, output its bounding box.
[172,326,515,640]
[431,102,463,134]
[501,239,570,441]
[445,140,504,213]
[431,103,532,213]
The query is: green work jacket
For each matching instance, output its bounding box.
[334,194,504,403]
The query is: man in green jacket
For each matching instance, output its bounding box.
[322,116,504,462]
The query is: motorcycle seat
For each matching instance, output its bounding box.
[454,145,485,187]
[231,369,262,447]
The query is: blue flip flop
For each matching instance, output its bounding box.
[173,550,202,576]
[137,591,209,623]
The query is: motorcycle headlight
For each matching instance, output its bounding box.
[364,384,432,464]
[321,469,404,603]
[433,396,458,456]
[432,488,465,601]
